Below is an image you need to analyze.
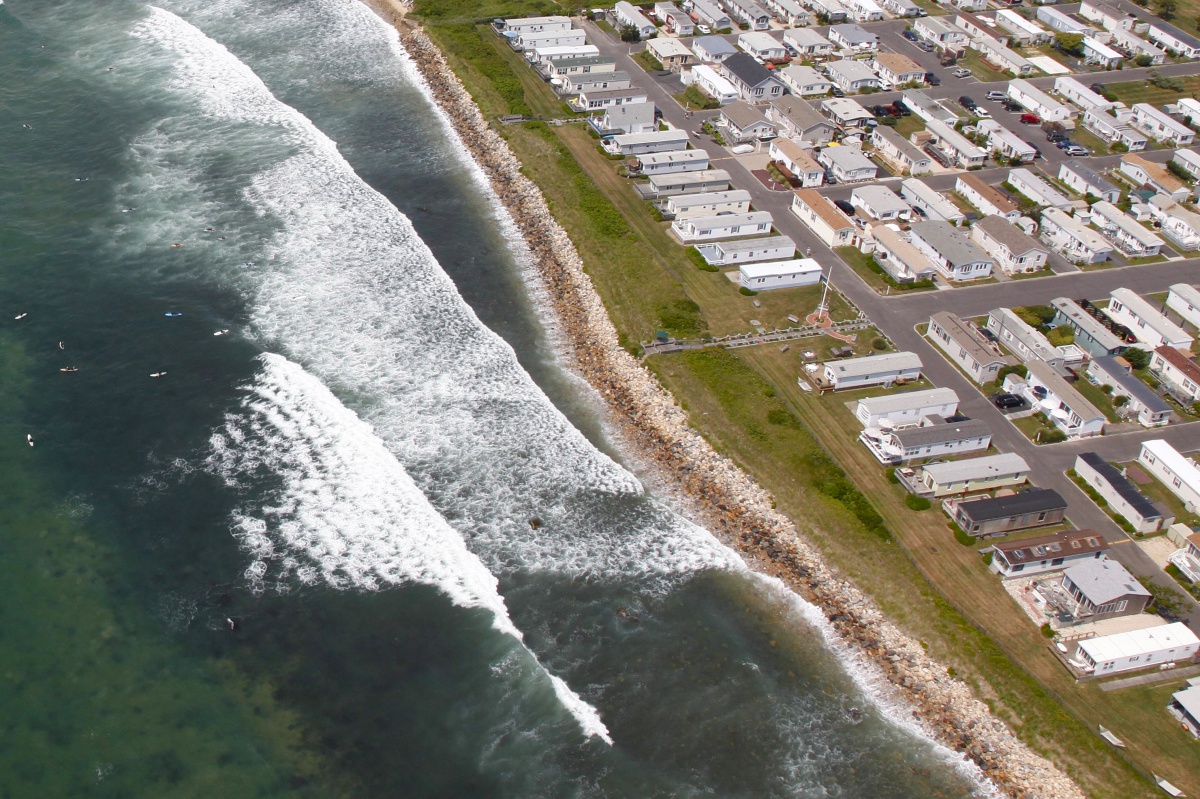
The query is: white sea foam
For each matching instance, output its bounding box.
[132,4,740,585]
[760,574,1001,798]
[206,351,611,743]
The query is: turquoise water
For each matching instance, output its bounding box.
[0,1,989,795]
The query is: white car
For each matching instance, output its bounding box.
[696,23,711,33]
[730,143,755,154]
[986,90,1006,101]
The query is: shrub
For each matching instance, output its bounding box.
[619,23,640,42]
[872,337,888,351]
[905,494,931,511]
[1111,142,1129,153]
[767,408,800,428]
[1100,384,1114,395]
[656,298,707,338]
[739,286,758,296]
[950,523,975,546]
[1113,394,1130,407]
[1040,623,1055,639]
[996,364,1028,384]
[1039,428,1068,444]
[803,451,892,541]
[686,247,720,272]
[1135,54,1154,67]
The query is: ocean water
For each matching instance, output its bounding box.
[0,1,991,796]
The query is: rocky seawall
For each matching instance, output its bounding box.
[371,8,1086,798]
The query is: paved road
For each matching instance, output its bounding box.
[581,20,1200,625]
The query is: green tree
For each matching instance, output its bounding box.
[1055,33,1085,55]
[1136,53,1154,67]
[619,23,640,42]
[1123,347,1151,370]
[1158,0,1178,19]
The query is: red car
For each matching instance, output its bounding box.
[1020,113,1041,124]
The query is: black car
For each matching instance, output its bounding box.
[925,72,941,86]
[870,104,889,116]
[958,95,978,110]
[830,87,845,97]
[833,199,856,216]
[1046,132,1066,142]
[993,393,1024,409]
[1003,101,1022,112]
[891,103,911,116]
[903,28,918,41]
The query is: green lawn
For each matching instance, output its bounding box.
[1104,75,1200,109]
[956,51,1009,84]
[893,113,926,138]
[1123,460,1200,527]
[1072,377,1122,423]
[834,246,936,294]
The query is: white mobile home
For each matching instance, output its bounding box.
[671,211,773,242]
[603,129,690,156]
[909,221,994,281]
[1105,287,1194,351]
[1008,79,1074,123]
[853,387,959,429]
[664,189,753,219]
[1008,360,1106,438]
[872,226,938,284]
[823,351,923,390]
[955,173,1020,220]
[1059,160,1120,203]
[738,32,786,62]
[738,258,823,291]
[634,149,711,175]
[1150,344,1200,405]
[1090,202,1164,257]
[1036,6,1087,33]
[1147,23,1200,58]
[640,169,732,198]
[970,216,1049,275]
[613,1,657,38]
[791,188,862,249]
[768,138,824,188]
[1140,439,1200,511]
[1167,283,1200,330]
[688,64,740,105]
[1071,622,1199,676]
[517,29,586,51]
[646,38,697,71]
[1130,104,1195,146]
[928,311,1015,384]
[1087,356,1173,428]
[1040,207,1113,265]
[860,418,992,464]
[695,235,796,265]
[987,307,1063,368]
[1007,168,1072,210]
[1054,76,1113,114]
[501,15,572,36]
[900,178,965,225]
[921,452,1030,497]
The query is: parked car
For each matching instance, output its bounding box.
[903,28,918,41]
[834,199,856,216]
[952,67,971,78]
[917,40,935,52]
[696,23,712,33]
[870,104,889,116]
[1020,113,1041,124]
[925,71,941,86]
[986,90,1007,101]
[830,87,845,97]
[1046,132,1066,142]
[1065,145,1089,156]
[730,144,755,154]
[973,105,991,118]
[783,42,799,57]
[892,103,911,116]
[1003,101,1023,112]
[958,95,979,110]
[992,393,1024,409]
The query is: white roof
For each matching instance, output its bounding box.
[1110,287,1191,343]
[1078,621,1199,663]
[1169,282,1200,308]
[1043,207,1111,252]
[996,8,1045,35]
[1083,37,1123,59]
[739,31,782,50]
[1091,202,1163,247]
[852,184,910,214]
[1142,439,1200,496]
[828,351,922,378]
[1010,79,1069,115]
[926,118,986,159]
[534,44,600,59]
[680,210,773,228]
[922,452,1030,483]
[504,15,571,29]
[901,178,965,219]
[1054,76,1112,111]
[785,28,833,47]
[613,129,689,146]
[1133,103,1194,138]
[691,64,740,97]
[647,38,695,59]
[781,65,830,86]
[827,59,880,82]
[1175,684,1200,720]
[668,189,752,207]
[857,386,959,415]
[637,149,710,165]
[739,257,823,279]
